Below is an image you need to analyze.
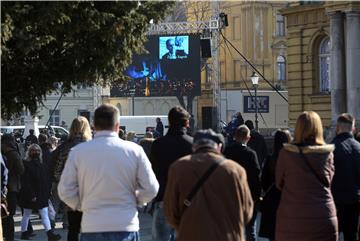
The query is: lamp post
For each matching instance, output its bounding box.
[251,72,259,132]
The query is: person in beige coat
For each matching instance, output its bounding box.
[276,111,338,241]
[164,129,253,241]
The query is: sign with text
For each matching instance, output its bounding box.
[243,96,269,113]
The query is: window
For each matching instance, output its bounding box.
[276,14,285,37]
[277,56,286,82]
[319,37,330,92]
[48,110,60,126]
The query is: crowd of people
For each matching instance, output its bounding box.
[1,104,360,241]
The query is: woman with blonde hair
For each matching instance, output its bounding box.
[275,111,338,241]
[52,116,92,241]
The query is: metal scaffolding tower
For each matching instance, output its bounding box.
[147,3,224,131]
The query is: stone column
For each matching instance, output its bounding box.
[346,11,360,127]
[329,11,346,125]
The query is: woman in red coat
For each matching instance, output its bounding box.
[275,111,338,241]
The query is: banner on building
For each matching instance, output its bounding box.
[243,96,269,113]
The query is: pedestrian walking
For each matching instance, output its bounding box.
[276,111,338,241]
[164,129,253,241]
[1,134,24,241]
[224,125,261,241]
[150,106,193,241]
[331,113,360,241]
[19,144,61,241]
[155,117,164,138]
[52,116,92,241]
[58,104,159,241]
[258,129,291,241]
[244,120,268,169]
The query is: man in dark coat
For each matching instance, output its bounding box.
[331,113,360,241]
[1,134,24,241]
[150,106,193,241]
[155,117,164,138]
[245,120,268,169]
[25,129,38,149]
[224,124,261,241]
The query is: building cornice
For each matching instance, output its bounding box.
[325,2,360,14]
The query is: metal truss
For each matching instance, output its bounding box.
[147,19,220,35]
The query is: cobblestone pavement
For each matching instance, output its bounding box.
[13,210,343,241]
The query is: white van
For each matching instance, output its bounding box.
[0,125,69,141]
[119,115,168,137]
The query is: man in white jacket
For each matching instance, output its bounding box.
[58,104,159,241]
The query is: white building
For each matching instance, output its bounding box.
[36,85,102,128]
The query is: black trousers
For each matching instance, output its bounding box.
[2,192,17,240]
[67,210,82,241]
[337,203,360,241]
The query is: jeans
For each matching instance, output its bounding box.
[246,211,257,241]
[152,202,175,241]
[336,203,360,241]
[21,207,51,232]
[68,210,82,241]
[81,231,139,241]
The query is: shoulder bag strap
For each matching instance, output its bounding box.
[183,156,224,210]
[298,147,329,187]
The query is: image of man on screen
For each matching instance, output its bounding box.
[161,37,188,60]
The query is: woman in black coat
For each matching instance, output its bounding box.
[258,130,291,241]
[19,144,61,241]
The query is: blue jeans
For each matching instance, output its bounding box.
[81,231,139,241]
[246,211,257,241]
[152,202,175,241]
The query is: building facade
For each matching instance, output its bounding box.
[196,1,289,129]
[281,1,360,129]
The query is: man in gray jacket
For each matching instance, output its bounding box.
[58,104,159,241]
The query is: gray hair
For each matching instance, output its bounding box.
[25,144,42,163]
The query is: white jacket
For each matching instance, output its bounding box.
[58,131,159,232]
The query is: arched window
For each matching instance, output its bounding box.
[277,55,286,82]
[319,37,330,92]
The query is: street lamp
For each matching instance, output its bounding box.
[251,72,259,132]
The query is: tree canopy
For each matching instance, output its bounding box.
[1,1,173,119]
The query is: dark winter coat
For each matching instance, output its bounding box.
[52,136,86,183]
[224,143,261,202]
[247,130,268,168]
[155,121,164,137]
[331,132,360,204]
[150,127,193,202]
[258,155,281,240]
[19,159,50,209]
[40,143,53,191]
[276,143,338,241]
[1,135,24,193]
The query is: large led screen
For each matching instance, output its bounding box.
[111,34,201,97]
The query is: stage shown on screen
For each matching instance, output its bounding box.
[111,34,201,97]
